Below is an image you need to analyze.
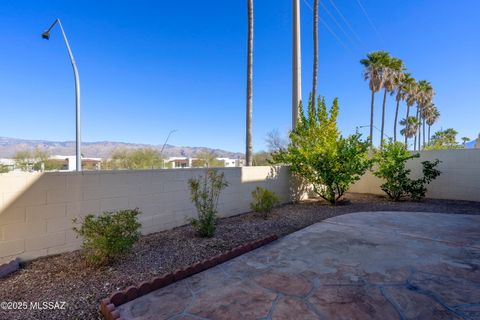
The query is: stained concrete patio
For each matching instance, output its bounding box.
[117,211,480,320]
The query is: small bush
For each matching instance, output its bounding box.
[373,141,441,201]
[250,187,279,218]
[73,208,141,266]
[188,169,228,237]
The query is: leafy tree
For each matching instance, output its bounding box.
[425,128,462,150]
[272,96,371,205]
[192,151,224,168]
[0,164,10,173]
[13,150,33,171]
[373,141,441,201]
[106,148,163,169]
[252,151,271,166]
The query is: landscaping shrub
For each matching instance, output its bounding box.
[73,208,141,266]
[272,96,371,205]
[250,186,279,218]
[373,141,441,201]
[188,169,228,237]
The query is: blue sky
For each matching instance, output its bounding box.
[1,0,479,152]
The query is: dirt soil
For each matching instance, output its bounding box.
[1,193,479,320]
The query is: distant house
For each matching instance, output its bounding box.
[49,155,102,171]
[0,158,16,171]
[165,157,244,168]
[166,157,192,168]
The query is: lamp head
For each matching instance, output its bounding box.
[41,31,50,40]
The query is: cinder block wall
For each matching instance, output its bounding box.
[0,166,291,263]
[349,149,480,202]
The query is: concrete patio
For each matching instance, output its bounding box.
[117,211,480,319]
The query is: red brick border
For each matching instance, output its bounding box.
[99,234,278,320]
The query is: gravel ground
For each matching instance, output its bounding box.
[1,193,479,320]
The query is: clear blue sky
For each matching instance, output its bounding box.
[1,0,479,152]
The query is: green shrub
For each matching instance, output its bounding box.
[188,169,228,237]
[272,96,371,205]
[250,187,279,218]
[73,209,141,266]
[373,141,441,201]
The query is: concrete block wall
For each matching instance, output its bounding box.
[0,166,291,263]
[349,149,480,202]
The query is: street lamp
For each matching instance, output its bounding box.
[42,19,82,171]
[160,130,178,168]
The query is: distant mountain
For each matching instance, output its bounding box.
[0,137,244,159]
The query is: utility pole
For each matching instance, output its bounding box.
[292,0,302,129]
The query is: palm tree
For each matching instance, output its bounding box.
[427,104,440,145]
[403,77,418,147]
[392,72,412,142]
[312,0,318,109]
[245,0,254,166]
[381,57,404,146]
[400,116,419,148]
[415,80,435,150]
[360,51,390,147]
[461,137,470,146]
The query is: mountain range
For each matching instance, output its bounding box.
[0,137,244,159]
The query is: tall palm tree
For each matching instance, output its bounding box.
[312,0,318,109]
[403,77,418,148]
[415,80,435,150]
[400,116,419,148]
[426,105,439,144]
[360,51,390,147]
[245,0,254,166]
[461,137,471,146]
[380,57,404,147]
[392,72,412,142]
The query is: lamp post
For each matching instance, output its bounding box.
[160,130,177,168]
[42,19,82,171]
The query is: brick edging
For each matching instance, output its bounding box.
[99,234,278,320]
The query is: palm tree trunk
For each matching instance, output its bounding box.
[414,108,418,151]
[245,0,254,166]
[405,106,410,147]
[422,117,426,149]
[417,111,421,151]
[380,89,387,147]
[394,99,400,142]
[428,124,431,145]
[369,90,375,147]
[312,0,318,109]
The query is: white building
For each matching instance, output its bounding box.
[49,155,102,171]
